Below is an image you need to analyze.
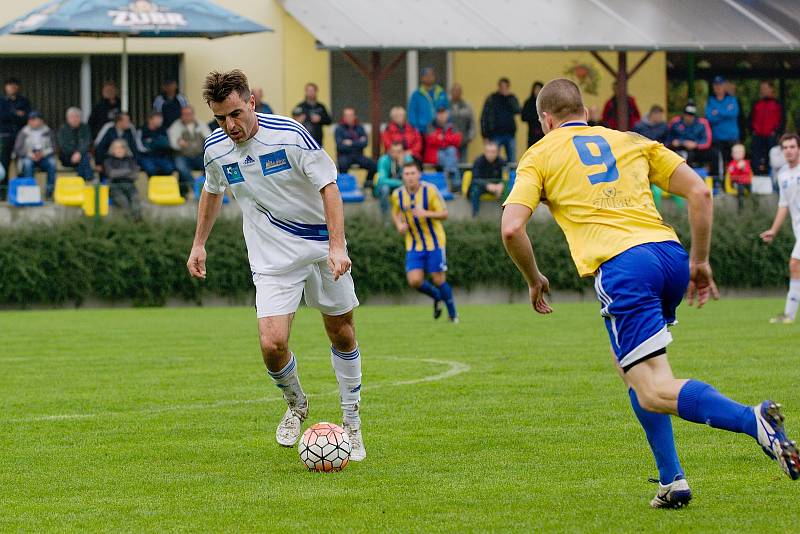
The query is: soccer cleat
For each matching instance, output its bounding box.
[344,421,366,462]
[433,299,443,320]
[449,316,460,324]
[650,475,692,509]
[769,314,795,324]
[276,401,308,447]
[754,401,800,480]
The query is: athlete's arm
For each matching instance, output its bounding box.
[321,183,352,281]
[501,204,552,314]
[760,207,789,243]
[187,188,224,279]
[391,209,408,234]
[412,206,448,220]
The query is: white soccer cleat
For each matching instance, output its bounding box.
[754,401,800,480]
[276,402,307,447]
[344,422,366,461]
[650,475,692,509]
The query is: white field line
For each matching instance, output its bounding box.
[4,358,470,424]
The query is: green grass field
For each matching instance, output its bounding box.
[2,299,799,532]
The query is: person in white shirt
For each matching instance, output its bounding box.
[186,70,365,460]
[168,105,211,196]
[761,133,800,324]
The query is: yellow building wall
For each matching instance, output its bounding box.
[453,51,667,160]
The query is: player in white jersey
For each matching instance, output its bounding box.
[761,133,800,325]
[186,70,366,460]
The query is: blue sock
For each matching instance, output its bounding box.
[629,388,683,484]
[677,379,757,439]
[417,281,441,301]
[436,282,457,319]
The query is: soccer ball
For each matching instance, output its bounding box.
[298,422,351,472]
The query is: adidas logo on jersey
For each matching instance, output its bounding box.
[242,155,256,166]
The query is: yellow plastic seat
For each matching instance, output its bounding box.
[460,170,499,200]
[83,184,109,217]
[148,175,185,205]
[724,173,737,194]
[54,176,86,207]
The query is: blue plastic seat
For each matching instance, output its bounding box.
[8,177,43,206]
[421,172,454,201]
[193,176,230,204]
[337,173,365,203]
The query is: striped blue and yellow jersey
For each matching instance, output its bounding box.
[391,182,447,252]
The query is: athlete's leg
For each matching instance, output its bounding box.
[323,311,361,423]
[408,267,441,301]
[784,257,800,321]
[429,249,457,320]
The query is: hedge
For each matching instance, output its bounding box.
[0,203,793,308]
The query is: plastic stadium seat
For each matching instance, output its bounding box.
[193,176,229,204]
[421,172,454,201]
[148,175,185,205]
[8,177,43,207]
[336,173,365,203]
[54,176,85,207]
[83,184,109,217]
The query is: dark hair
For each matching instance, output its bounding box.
[402,160,421,171]
[536,78,584,120]
[649,104,664,114]
[780,133,800,147]
[147,111,163,120]
[532,81,544,94]
[203,69,251,105]
[761,80,775,88]
[390,141,404,149]
[114,111,130,123]
[498,77,510,85]
[4,77,19,86]
[102,80,116,87]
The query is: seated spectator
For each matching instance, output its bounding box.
[667,104,709,167]
[168,105,211,197]
[602,82,641,130]
[138,111,175,177]
[375,141,410,215]
[424,107,462,190]
[727,143,752,211]
[104,139,142,221]
[14,111,56,198]
[152,79,189,128]
[95,112,141,170]
[252,87,273,114]
[480,77,520,162]
[633,105,668,144]
[88,81,120,139]
[381,106,422,162]
[469,141,506,218]
[335,107,377,189]
[57,107,94,181]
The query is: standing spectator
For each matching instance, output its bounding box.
[375,141,411,216]
[294,82,331,147]
[57,107,93,181]
[137,111,175,178]
[601,82,641,131]
[633,105,668,144]
[408,67,448,133]
[469,140,506,218]
[423,107,462,190]
[727,143,753,211]
[480,77,521,162]
[252,87,273,114]
[667,104,710,168]
[88,81,120,139]
[94,112,141,168]
[381,106,423,162]
[521,81,545,147]
[14,111,56,199]
[0,97,14,199]
[104,139,142,221]
[751,80,784,174]
[335,107,377,189]
[152,79,189,129]
[706,75,740,180]
[168,105,211,197]
[449,83,475,163]
[0,78,32,183]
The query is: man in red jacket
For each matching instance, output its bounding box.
[424,107,463,190]
[751,80,784,174]
[602,82,641,131]
[381,106,423,162]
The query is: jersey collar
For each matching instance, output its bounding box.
[559,121,588,128]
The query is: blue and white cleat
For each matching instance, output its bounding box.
[754,401,800,480]
[650,475,692,509]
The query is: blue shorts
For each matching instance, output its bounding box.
[594,241,690,371]
[405,248,447,274]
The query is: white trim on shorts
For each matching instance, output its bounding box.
[618,325,673,370]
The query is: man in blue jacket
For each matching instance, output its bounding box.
[705,76,740,181]
[408,67,448,133]
[668,104,709,168]
[335,107,376,189]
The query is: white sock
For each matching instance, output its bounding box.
[267,353,306,408]
[331,345,362,426]
[785,279,800,320]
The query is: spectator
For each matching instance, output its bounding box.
[294,82,331,147]
[408,67,448,133]
[104,139,142,221]
[480,77,521,162]
[469,140,506,218]
[750,80,783,174]
[667,104,709,168]
[168,105,211,197]
[0,97,14,199]
[706,75,740,180]
[138,111,175,178]
[252,87,273,114]
[727,143,752,211]
[335,107,377,189]
[601,82,640,131]
[57,107,93,181]
[94,111,141,169]
[0,78,32,186]
[633,105,668,144]
[88,81,120,139]
[521,81,545,147]
[423,107,462,190]
[381,106,423,162]
[375,141,410,215]
[152,79,189,129]
[14,111,56,199]
[449,83,475,163]
[587,105,603,127]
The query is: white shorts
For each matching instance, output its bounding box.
[253,260,359,318]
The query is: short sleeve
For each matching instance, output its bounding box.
[300,148,337,191]
[647,142,685,191]
[427,186,445,212]
[203,154,227,194]
[503,150,543,212]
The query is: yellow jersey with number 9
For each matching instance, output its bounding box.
[504,122,684,277]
